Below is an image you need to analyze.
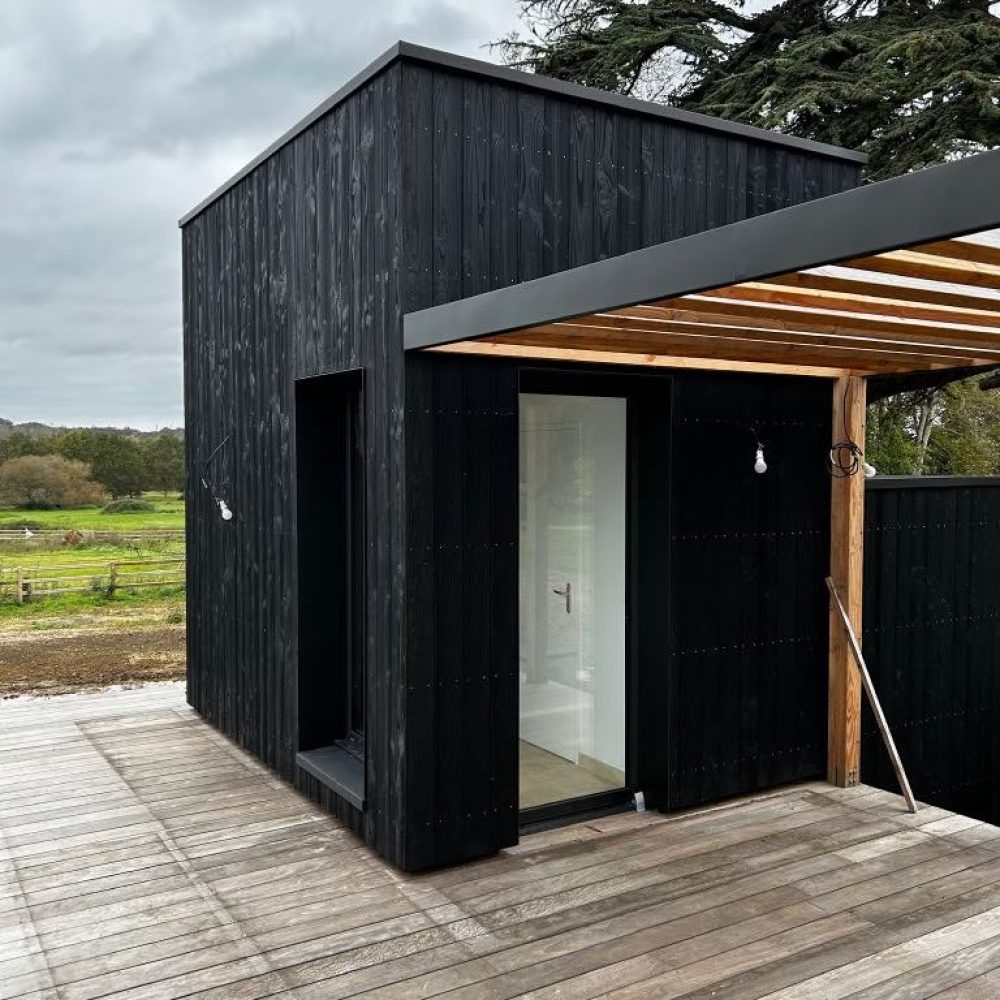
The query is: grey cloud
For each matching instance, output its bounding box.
[0,0,520,428]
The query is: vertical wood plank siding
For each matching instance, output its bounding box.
[400,62,857,866]
[183,66,404,860]
[666,375,832,808]
[183,53,861,871]
[862,479,1000,824]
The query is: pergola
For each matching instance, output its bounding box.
[404,149,1000,796]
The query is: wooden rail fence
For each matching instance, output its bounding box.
[0,557,185,603]
[0,529,184,542]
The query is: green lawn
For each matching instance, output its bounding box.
[0,539,185,608]
[0,587,185,624]
[0,494,186,614]
[0,540,185,573]
[0,493,185,531]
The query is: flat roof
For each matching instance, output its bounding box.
[179,40,866,228]
[405,150,1000,379]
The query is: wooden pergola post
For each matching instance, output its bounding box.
[828,376,866,787]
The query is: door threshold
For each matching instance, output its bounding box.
[519,789,634,834]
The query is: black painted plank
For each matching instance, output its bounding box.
[463,76,491,297]
[518,92,545,282]
[616,113,642,253]
[490,85,519,288]
[569,104,595,267]
[594,107,618,259]
[640,119,664,248]
[433,71,463,305]
[542,97,570,274]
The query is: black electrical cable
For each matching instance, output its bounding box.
[200,430,234,515]
[828,387,864,478]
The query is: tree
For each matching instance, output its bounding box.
[0,455,105,509]
[56,430,146,499]
[866,375,1000,476]
[925,377,1000,474]
[0,431,56,466]
[498,0,1000,179]
[141,434,185,494]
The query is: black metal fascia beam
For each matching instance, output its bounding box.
[404,150,1000,352]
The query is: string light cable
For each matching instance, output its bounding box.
[200,431,235,521]
[829,389,877,479]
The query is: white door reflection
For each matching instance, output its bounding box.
[519,393,626,809]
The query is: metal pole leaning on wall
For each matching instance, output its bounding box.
[826,576,918,814]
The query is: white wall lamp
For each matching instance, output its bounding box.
[750,426,768,474]
[201,431,235,523]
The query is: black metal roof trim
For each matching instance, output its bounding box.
[867,475,1000,490]
[397,43,867,165]
[404,149,1000,352]
[179,39,865,228]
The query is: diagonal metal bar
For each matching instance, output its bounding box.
[826,576,918,814]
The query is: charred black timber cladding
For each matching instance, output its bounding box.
[181,50,861,870]
[862,478,1000,826]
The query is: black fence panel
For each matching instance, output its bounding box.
[862,477,1000,823]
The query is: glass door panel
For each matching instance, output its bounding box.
[519,392,627,810]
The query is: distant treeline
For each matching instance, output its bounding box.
[0,423,184,504]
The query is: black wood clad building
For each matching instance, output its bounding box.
[182,41,1000,871]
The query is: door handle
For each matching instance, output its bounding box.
[552,582,571,614]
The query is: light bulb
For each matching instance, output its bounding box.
[218,499,234,521]
[863,461,877,479]
[754,447,768,475]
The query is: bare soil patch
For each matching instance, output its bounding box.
[0,622,185,698]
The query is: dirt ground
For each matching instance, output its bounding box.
[0,607,185,698]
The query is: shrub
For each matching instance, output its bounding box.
[0,455,105,509]
[102,498,155,514]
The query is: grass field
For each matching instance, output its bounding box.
[0,493,186,618]
[0,540,185,573]
[0,542,185,611]
[0,589,185,627]
[0,492,185,531]
[0,495,188,695]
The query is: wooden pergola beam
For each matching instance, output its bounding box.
[701,282,1000,331]
[842,252,1000,292]
[828,376,866,788]
[496,326,955,373]
[913,238,1000,269]
[515,316,985,367]
[593,321,979,364]
[427,340,857,378]
[632,299,1000,354]
[766,272,1000,315]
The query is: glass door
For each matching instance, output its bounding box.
[519,392,627,810]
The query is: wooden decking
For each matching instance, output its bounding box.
[5,686,1000,999]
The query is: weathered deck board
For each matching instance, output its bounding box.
[3,684,1000,999]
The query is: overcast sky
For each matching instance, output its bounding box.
[0,0,521,429]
